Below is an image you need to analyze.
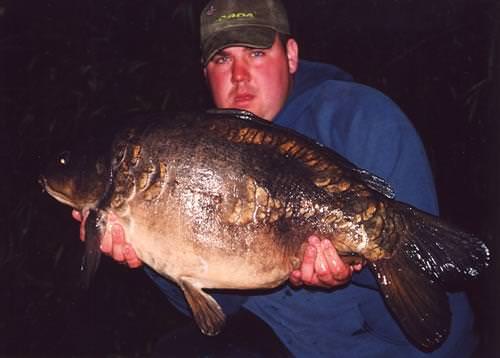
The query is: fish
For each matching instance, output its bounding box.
[39,109,490,352]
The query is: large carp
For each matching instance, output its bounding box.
[40,109,489,351]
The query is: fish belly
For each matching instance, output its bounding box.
[126,224,292,290]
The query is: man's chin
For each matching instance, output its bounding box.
[233,104,258,116]
[225,103,270,120]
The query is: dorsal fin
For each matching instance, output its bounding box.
[206,108,395,199]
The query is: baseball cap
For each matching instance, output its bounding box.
[200,0,290,65]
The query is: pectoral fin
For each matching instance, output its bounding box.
[81,208,106,289]
[178,277,226,336]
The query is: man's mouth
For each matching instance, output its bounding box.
[234,93,255,105]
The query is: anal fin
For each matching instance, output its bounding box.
[370,253,450,352]
[178,277,226,336]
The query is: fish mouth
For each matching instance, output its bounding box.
[39,175,78,209]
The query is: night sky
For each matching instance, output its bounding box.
[1,0,499,356]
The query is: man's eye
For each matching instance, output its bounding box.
[251,50,265,57]
[213,56,229,64]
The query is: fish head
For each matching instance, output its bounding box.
[40,148,110,211]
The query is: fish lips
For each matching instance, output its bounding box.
[39,175,72,207]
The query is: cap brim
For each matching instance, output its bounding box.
[202,26,276,65]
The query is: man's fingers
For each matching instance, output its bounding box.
[77,210,89,242]
[313,241,329,275]
[99,214,121,255]
[290,236,360,288]
[72,210,82,222]
[124,245,143,269]
[306,235,331,283]
[99,229,112,254]
[353,263,363,271]
[109,224,125,261]
[74,209,143,268]
[301,236,343,287]
[321,240,351,282]
[303,274,331,289]
[307,235,321,246]
[127,259,143,269]
[111,223,125,245]
[289,270,303,286]
[310,238,341,286]
[300,245,317,284]
[112,244,125,262]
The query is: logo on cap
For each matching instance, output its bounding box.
[216,12,255,22]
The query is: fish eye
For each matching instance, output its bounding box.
[58,151,71,166]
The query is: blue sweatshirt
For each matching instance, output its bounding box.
[146,60,476,357]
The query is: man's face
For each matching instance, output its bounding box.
[204,35,299,121]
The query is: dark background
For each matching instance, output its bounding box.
[1,0,499,356]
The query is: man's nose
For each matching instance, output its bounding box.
[231,59,250,83]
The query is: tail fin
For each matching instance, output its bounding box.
[370,203,490,351]
[395,204,490,288]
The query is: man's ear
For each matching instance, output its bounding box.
[203,66,208,79]
[286,38,299,74]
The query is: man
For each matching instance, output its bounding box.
[77,0,477,356]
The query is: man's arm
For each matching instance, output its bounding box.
[73,210,357,287]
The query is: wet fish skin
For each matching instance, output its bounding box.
[40,109,490,352]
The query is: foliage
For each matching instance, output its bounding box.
[1,0,206,355]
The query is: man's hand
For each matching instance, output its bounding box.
[73,211,359,284]
[289,235,363,288]
[72,210,143,268]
